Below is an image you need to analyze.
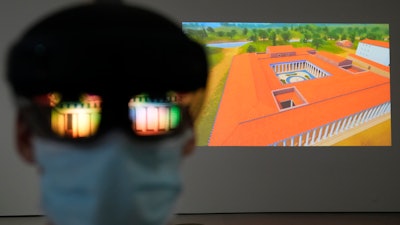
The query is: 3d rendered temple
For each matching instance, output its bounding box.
[208,39,390,146]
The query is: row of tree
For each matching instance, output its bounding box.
[183,23,389,50]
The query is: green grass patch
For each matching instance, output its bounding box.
[206,47,224,68]
[196,71,228,146]
[319,40,345,53]
[238,40,271,54]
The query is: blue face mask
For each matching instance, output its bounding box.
[33,130,192,225]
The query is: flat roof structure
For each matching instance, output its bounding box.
[360,38,390,49]
[208,45,391,146]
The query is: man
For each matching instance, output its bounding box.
[5,2,208,225]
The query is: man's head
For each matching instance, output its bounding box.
[6,2,208,225]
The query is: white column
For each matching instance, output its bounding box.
[299,134,303,146]
[317,127,323,142]
[360,110,368,125]
[311,129,316,145]
[323,124,330,139]
[377,104,385,115]
[370,106,379,120]
[383,102,390,114]
[345,116,353,130]
[375,104,384,116]
[305,131,310,146]
[385,102,391,113]
[329,122,336,137]
[340,118,347,132]
[365,108,373,121]
[350,114,358,128]
[334,120,342,134]
[376,104,384,117]
[355,111,363,126]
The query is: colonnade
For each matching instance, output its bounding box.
[271,60,330,78]
[271,102,391,146]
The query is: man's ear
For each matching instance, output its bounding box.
[16,111,35,164]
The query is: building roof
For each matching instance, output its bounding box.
[317,50,351,65]
[208,45,390,146]
[266,45,295,54]
[348,53,390,72]
[360,38,389,48]
[337,40,353,47]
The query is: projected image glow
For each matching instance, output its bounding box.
[50,94,102,138]
[183,22,391,146]
[128,94,182,136]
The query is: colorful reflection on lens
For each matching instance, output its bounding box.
[49,93,102,138]
[128,94,181,136]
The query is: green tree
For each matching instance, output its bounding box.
[269,31,277,45]
[366,32,381,40]
[259,30,268,40]
[206,27,215,33]
[312,35,325,49]
[327,30,339,40]
[249,35,258,42]
[349,32,356,43]
[202,27,208,38]
[302,30,312,43]
[227,29,237,39]
[242,27,248,35]
[371,26,381,32]
[322,25,329,33]
[281,31,292,42]
[247,45,256,53]
[185,29,207,42]
[252,28,258,36]
[304,24,317,33]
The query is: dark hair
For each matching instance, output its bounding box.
[6,3,208,97]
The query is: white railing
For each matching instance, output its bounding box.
[270,102,391,146]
